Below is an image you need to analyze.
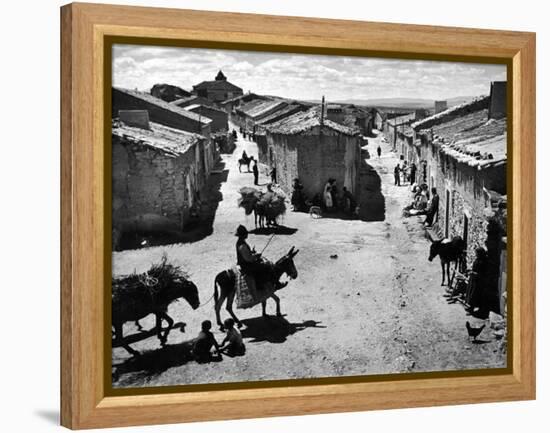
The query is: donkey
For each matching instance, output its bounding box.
[238,155,252,172]
[213,246,299,330]
[239,192,278,229]
[428,236,466,286]
[112,276,200,356]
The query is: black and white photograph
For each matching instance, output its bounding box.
[110,45,508,389]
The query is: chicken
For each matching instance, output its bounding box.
[466,321,485,341]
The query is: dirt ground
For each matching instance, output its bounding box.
[112,126,506,388]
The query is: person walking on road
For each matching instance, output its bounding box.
[252,158,259,185]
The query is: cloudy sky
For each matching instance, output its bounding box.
[113,44,506,101]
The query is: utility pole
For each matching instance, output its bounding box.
[320,95,325,127]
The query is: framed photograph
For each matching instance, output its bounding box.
[61,3,536,429]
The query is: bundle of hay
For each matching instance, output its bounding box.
[238,186,286,219]
[112,255,188,316]
[259,190,286,219]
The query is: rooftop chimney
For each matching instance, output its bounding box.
[118,110,150,129]
[320,95,325,126]
[488,81,507,119]
[434,100,448,114]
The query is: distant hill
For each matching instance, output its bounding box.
[334,96,481,110]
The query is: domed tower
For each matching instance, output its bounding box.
[215,70,227,81]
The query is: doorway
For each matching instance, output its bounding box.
[444,189,451,238]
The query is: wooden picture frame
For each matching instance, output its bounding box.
[61,2,536,429]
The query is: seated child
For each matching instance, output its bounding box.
[220,318,246,357]
[192,320,221,363]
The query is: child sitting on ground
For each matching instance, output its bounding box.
[192,320,221,363]
[220,318,246,357]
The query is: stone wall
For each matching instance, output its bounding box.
[112,135,203,235]
[188,105,228,132]
[267,128,360,199]
[256,134,268,164]
[433,150,506,266]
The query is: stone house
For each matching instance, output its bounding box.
[111,119,208,247]
[386,112,416,152]
[372,109,386,131]
[325,104,345,125]
[412,91,507,312]
[254,104,310,164]
[192,70,243,103]
[265,108,360,199]
[235,98,288,133]
[184,104,228,133]
[113,87,212,137]
[219,93,266,122]
[340,106,374,136]
[112,87,218,176]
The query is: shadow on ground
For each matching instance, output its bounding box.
[240,316,325,344]
[35,410,59,425]
[357,158,386,222]
[112,317,325,385]
[112,338,198,384]
[112,322,187,347]
[250,225,298,236]
[116,162,229,251]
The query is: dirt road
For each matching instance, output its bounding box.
[112,128,505,388]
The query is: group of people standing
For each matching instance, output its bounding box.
[323,178,357,215]
[394,158,417,187]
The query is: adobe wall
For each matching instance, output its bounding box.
[112,135,201,236]
[433,151,506,266]
[266,128,359,200]
[190,106,228,132]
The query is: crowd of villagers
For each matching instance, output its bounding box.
[290,177,357,216]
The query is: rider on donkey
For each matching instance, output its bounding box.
[235,225,275,293]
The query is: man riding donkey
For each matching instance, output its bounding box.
[235,224,283,296]
[213,225,297,331]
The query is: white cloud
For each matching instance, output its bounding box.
[112,44,506,100]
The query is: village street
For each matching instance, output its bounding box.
[112,126,505,388]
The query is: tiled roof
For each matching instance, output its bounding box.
[112,120,203,157]
[245,100,288,119]
[411,95,489,130]
[219,93,264,105]
[266,107,357,136]
[256,104,307,125]
[432,109,507,167]
[387,112,416,126]
[114,88,211,125]
[193,79,242,92]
